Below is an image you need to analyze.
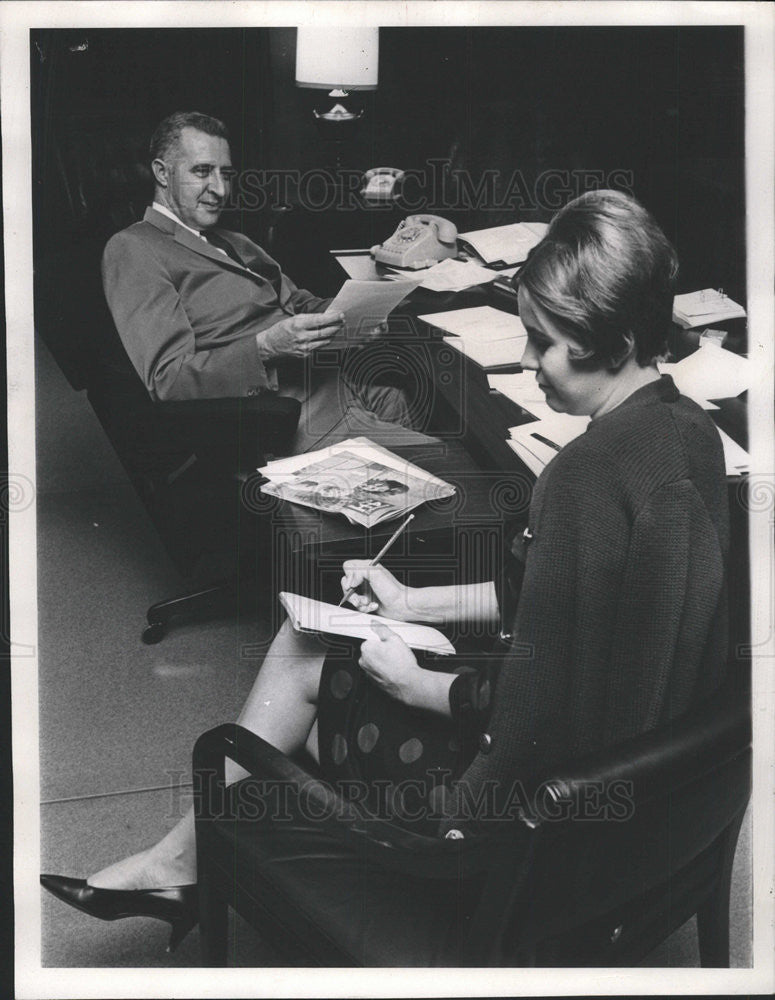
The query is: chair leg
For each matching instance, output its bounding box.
[696,809,747,967]
[143,581,238,643]
[198,867,229,967]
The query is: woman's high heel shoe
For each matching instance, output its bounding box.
[40,874,198,953]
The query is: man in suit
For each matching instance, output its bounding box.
[102,111,426,453]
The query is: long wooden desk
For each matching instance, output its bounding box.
[260,260,749,644]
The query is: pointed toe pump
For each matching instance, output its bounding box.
[40,874,198,953]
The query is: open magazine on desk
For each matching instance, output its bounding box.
[257,437,455,528]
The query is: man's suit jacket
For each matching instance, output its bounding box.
[102,207,327,401]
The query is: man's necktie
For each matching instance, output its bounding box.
[204,231,245,267]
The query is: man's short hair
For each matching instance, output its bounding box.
[516,189,679,370]
[149,111,230,162]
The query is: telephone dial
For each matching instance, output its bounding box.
[371,214,459,270]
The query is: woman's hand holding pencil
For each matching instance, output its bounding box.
[339,514,416,617]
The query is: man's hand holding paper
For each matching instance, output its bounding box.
[256,310,345,360]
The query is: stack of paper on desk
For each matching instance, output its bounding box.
[502,391,748,479]
[672,289,746,329]
[507,421,748,479]
[488,371,555,419]
[459,221,549,266]
[447,338,526,369]
[507,414,590,477]
[419,305,527,369]
[658,345,750,474]
[658,343,750,404]
[279,593,456,655]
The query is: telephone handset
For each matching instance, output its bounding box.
[361,167,405,202]
[371,214,458,270]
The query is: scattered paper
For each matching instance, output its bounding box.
[412,258,500,292]
[506,439,549,478]
[507,413,589,475]
[333,254,383,281]
[443,336,524,369]
[716,427,749,476]
[420,305,527,342]
[659,343,750,402]
[507,420,588,477]
[510,413,590,449]
[489,371,555,419]
[459,221,549,266]
[421,306,527,368]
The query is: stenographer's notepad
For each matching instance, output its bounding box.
[279,593,456,655]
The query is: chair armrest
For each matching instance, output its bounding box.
[156,394,301,467]
[156,394,300,423]
[194,676,749,882]
[525,673,751,818]
[192,723,494,880]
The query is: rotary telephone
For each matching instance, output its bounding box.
[371,214,459,270]
[361,167,405,201]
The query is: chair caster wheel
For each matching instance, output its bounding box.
[142,622,167,644]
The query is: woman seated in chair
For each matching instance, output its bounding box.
[41,190,730,953]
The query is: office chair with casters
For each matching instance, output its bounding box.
[92,314,301,644]
[33,107,305,642]
[192,669,750,967]
[35,239,302,643]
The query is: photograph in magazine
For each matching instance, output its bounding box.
[259,440,455,526]
[2,3,774,998]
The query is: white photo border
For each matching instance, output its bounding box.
[3,2,773,997]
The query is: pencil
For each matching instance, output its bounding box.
[338,513,415,607]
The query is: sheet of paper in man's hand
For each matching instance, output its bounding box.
[328,279,420,343]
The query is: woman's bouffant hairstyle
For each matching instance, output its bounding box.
[516,190,679,369]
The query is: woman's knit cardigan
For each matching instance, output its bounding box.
[444,375,730,831]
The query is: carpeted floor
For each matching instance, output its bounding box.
[35,339,752,969]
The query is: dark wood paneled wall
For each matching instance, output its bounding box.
[32,26,745,344]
